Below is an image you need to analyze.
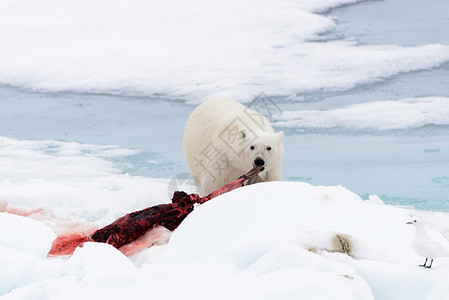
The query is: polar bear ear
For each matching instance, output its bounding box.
[276,131,284,143]
[239,129,246,139]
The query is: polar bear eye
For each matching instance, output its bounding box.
[250,146,255,150]
[267,147,271,151]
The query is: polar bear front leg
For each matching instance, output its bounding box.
[198,173,216,196]
[197,157,236,196]
[266,165,283,182]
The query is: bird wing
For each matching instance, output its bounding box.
[421,239,449,258]
[428,229,449,252]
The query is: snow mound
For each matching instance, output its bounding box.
[65,242,139,286]
[0,213,60,295]
[2,181,449,299]
[0,245,62,295]
[0,212,55,257]
[164,182,414,264]
[153,181,449,299]
[275,97,449,130]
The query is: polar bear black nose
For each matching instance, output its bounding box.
[254,157,265,167]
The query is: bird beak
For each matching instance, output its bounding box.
[406,221,412,224]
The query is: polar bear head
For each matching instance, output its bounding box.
[233,129,284,175]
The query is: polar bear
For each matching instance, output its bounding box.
[183,96,284,196]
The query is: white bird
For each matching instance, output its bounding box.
[407,218,449,268]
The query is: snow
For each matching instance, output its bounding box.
[0,245,62,296]
[162,182,415,264]
[0,213,55,257]
[274,97,449,130]
[66,242,140,285]
[0,213,61,295]
[2,163,449,299]
[0,137,170,227]
[1,0,449,102]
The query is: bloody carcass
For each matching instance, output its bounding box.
[47,166,263,257]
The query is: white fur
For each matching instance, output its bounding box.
[183,96,284,196]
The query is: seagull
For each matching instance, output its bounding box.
[406,218,449,268]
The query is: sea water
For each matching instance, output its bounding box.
[279,0,449,210]
[0,0,448,211]
[284,0,449,209]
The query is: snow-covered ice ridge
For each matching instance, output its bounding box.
[1,0,449,102]
[0,136,170,225]
[274,97,449,131]
[1,136,449,299]
[2,181,449,299]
